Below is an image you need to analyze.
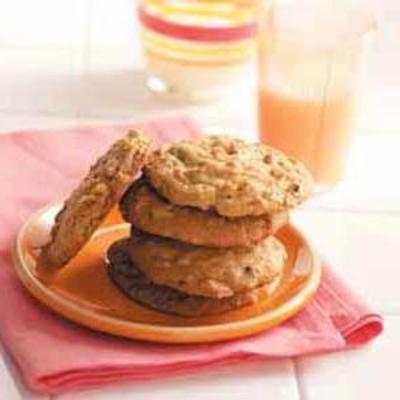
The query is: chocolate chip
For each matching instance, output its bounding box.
[290,184,300,193]
[264,154,272,163]
[244,266,252,274]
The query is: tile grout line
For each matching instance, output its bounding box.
[290,313,400,400]
[81,0,93,72]
[293,357,307,400]
[76,0,94,120]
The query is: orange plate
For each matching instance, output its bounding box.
[14,204,321,344]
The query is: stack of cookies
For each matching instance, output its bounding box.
[107,136,312,317]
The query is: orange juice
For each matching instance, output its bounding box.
[259,88,356,186]
[257,36,363,188]
[257,0,371,188]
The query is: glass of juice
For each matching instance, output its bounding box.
[258,0,373,190]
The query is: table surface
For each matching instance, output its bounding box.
[1,17,400,400]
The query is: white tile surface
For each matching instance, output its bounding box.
[295,316,399,400]
[88,0,138,47]
[0,0,87,46]
[0,351,47,400]
[305,135,400,212]
[0,43,256,131]
[293,209,400,314]
[0,48,82,115]
[79,76,256,135]
[55,359,299,400]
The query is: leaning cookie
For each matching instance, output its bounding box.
[107,244,270,317]
[145,135,313,217]
[109,234,286,299]
[39,130,152,269]
[120,179,288,248]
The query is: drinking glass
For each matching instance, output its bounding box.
[138,0,258,99]
[258,0,374,190]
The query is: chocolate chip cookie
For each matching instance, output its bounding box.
[107,241,271,317]
[39,130,152,269]
[120,179,288,248]
[110,233,286,299]
[145,135,312,217]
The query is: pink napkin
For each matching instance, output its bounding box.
[0,117,383,394]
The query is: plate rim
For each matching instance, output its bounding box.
[14,203,321,343]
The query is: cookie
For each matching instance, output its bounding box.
[107,243,270,317]
[110,234,286,299]
[120,179,288,247]
[39,130,152,269]
[145,135,313,217]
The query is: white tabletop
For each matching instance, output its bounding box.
[1,2,399,398]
